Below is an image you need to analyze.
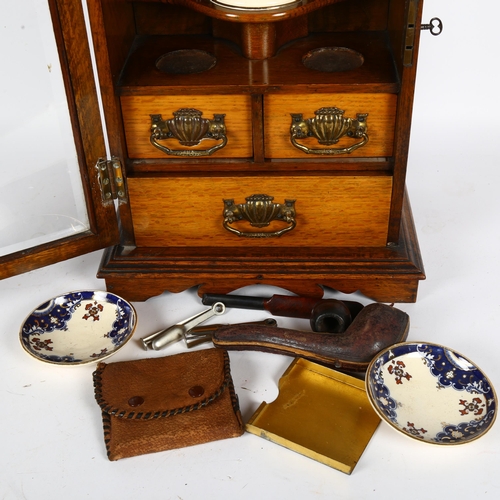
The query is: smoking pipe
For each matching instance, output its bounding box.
[210,303,409,372]
[202,293,363,334]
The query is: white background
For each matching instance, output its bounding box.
[1,0,499,498]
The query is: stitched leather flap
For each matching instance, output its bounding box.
[93,349,229,419]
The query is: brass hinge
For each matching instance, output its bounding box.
[403,0,418,67]
[96,157,127,204]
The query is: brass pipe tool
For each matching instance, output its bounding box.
[202,293,364,333]
[208,303,409,372]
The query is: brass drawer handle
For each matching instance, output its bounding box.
[150,108,227,157]
[223,194,296,238]
[290,107,368,155]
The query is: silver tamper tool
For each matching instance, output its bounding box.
[141,302,226,351]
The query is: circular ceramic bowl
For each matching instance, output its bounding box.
[366,342,497,445]
[211,0,299,10]
[20,291,137,366]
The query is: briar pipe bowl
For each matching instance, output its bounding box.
[211,303,409,372]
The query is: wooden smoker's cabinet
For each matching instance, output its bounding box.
[2,0,428,302]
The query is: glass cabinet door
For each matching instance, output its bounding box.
[0,0,119,279]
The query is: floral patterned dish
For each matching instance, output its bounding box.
[20,291,137,365]
[366,342,496,445]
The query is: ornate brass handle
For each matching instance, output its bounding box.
[290,107,368,155]
[150,108,227,157]
[223,194,296,238]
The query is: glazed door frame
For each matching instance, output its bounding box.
[0,0,120,280]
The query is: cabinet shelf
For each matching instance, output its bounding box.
[118,31,399,94]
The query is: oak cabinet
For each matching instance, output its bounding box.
[1,0,429,303]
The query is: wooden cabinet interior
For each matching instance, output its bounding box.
[88,0,426,302]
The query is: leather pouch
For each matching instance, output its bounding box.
[92,348,244,460]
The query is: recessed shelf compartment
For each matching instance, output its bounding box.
[118,31,399,94]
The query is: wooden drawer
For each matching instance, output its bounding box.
[127,175,392,248]
[264,93,397,158]
[121,95,253,159]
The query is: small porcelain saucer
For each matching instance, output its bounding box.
[20,291,137,365]
[366,342,496,444]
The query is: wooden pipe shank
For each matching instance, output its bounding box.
[202,293,363,321]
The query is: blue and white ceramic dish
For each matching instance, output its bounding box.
[366,342,496,445]
[20,291,137,365]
